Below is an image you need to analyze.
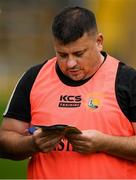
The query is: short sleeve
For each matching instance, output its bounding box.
[116,62,136,122]
[3,63,45,122]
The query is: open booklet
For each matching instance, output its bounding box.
[28,124,82,136]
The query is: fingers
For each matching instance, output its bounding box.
[37,136,62,153]
[73,147,87,154]
[31,128,101,154]
[32,128,63,153]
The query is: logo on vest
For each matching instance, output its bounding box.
[88,98,99,109]
[54,140,74,151]
[84,92,103,111]
[58,95,81,108]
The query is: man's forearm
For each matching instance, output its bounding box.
[0,130,37,160]
[101,133,136,161]
[68,130,136,161]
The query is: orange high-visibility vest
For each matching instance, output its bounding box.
[28,55,136,179]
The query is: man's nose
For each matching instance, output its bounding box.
[67,57,77,68]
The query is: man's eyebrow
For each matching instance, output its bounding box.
[57,48,88,54]
[73,48,88,54]
[57,51,67,54]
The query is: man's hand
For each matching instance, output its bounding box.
[32,128,64,153]
[67,130,105,154]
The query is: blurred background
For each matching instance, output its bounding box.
[0,0,136,178]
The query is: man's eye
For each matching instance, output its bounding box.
[59,54,67,58]
[76,53,83,57]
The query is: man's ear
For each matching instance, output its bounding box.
[96,33,103,51]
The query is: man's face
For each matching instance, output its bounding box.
[54,32,103,81]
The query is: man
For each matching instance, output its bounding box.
[0,6,136,179]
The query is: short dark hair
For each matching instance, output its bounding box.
[52,6,98,44]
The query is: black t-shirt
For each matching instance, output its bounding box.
[3,53,136,122]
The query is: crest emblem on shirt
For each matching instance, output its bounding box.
[87,98,99,109]
[84,92,103,111]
